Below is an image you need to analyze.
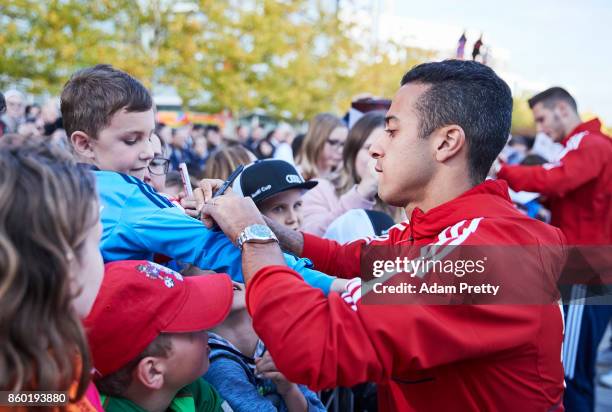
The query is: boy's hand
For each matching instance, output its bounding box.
[195,178,225,204]
[178,191,199,218]
[255,352,296,396]
[193,179,224,225]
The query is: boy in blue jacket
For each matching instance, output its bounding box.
[61,64,335,292]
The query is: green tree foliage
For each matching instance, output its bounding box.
[511,93,536,136]
[0,0,431,119]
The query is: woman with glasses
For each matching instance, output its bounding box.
[144,133,171,193]
[297,113,384,236]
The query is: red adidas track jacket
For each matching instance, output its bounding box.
[498,118,612,245]
[246,180,566,411]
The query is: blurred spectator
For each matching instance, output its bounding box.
[0,91,6,114]
[236,124,250,144]
[25,103,41,121]
[192,123,206,139]
[0,92,4,137]
[271,122,295,164]
[296,113,347,180]
[246,124,264,152]
[511,154,551,222]
[156,122,173,147]
[497,87,612,411]
[335,110,403,221]
[189,135,209,178]
[254,129,277,159]
[16,120,43,138]
[203,144,256,180]
[1,89,26,133]
[206,124,223,150]
[291,133,305,162]
[300,112,386,236]
[41,99,63,136]
[168,125,192,170]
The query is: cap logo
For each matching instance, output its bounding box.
[136,262,184,288]
[251,184,271,198]
[286,174,303,184]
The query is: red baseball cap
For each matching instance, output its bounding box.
[83,260,233,377]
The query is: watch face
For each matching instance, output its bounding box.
[250,224,272,238]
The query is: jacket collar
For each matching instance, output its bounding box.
[407,179,515,240]
[561,118,602,146]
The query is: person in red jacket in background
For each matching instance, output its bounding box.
[497,87,612,412]
[198,60,566,411]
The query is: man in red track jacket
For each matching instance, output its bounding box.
[199,61,566,411]
[497,88,612,246]
[498,87,612,412]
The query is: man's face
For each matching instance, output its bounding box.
[371,83,436,207]
[91,108,155,180]
[6,95,25,119]
[531,102,566,142]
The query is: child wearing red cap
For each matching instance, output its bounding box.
[84,260,234,412]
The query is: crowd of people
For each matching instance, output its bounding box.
[0,57,611,412]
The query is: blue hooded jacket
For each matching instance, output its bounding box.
[94,170,334,294]
[205,333,325,412]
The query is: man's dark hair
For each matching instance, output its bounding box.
[401,60,512,182]
[0,92,5,114]
[527,87,577,112]
[60,64,153,139]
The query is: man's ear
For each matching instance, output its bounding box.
[555,100,572,118]
[432,125,466,163]
[70,131,96,161]
[134,357,166,390]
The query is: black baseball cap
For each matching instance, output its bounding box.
[232,159,317,204]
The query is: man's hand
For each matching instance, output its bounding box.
[356,158,379,201]
[196,178,266,244]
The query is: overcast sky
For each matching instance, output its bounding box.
[372,0,612,123]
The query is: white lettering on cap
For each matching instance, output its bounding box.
[286,174,303,184]
[252,184,272,198]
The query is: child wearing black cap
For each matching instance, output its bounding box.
[231,159,349,294]
[232,159,317,231]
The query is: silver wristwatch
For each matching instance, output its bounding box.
[236,224,279,250]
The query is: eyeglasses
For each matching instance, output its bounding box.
[326,138,345,148]
[148,157,170,176]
